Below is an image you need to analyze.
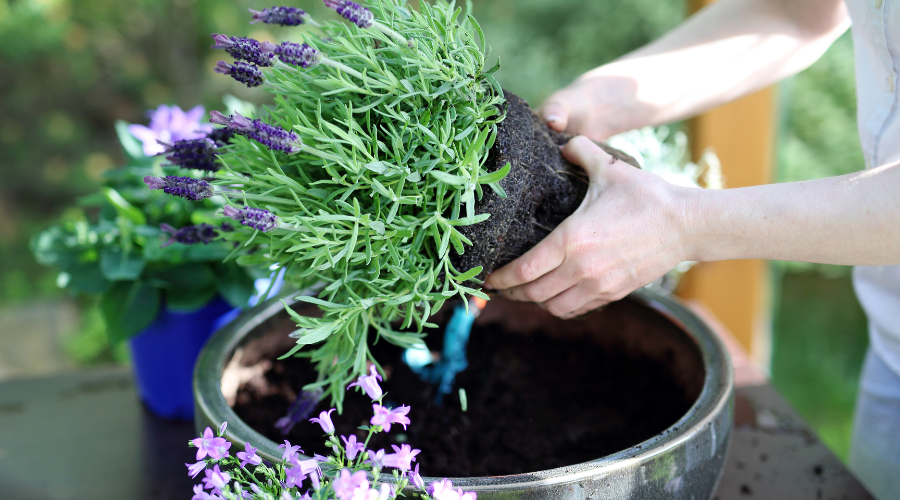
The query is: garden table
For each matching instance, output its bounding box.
[0,309,875,500]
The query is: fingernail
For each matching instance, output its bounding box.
[483,283,494,290]
[545,114,561,124]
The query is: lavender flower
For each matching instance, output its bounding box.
[210,34,274,66]
[206,127,235,147]
[348,364,383,400]
[310,408,336,434]
[324,0,374,29]
[192,427,232,460]
[160,223,219,247]
[341,434,365,460]
[332,469,369,500]
[159,138,220,171]
[215,61,265,88]
[278,440,303,462]
[236,442,262,468]
[128,105,213,156]
[201,465,231,493]
[249,6,310,26]
[144,175,214,201]
[382,444,420,472]
[275,388,323,435]
[409,464,425,490]
[186,461,207,479]
[262,41,321,68]
[209,111,302,154]
[370,404,410,432]
[223,205,280,232]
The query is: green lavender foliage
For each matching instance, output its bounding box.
[215,0,506,408]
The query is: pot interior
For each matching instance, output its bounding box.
[222,295,705,478]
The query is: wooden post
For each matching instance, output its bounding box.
[676,0,776,368]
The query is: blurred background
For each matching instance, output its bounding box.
[0,0,867,461]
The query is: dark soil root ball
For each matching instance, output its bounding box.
[451,90,640,279]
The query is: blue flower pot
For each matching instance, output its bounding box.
[129,296,236,420]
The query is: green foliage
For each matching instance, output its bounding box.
[214,0,506,408]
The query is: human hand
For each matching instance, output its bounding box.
[540,74,645,141]
[484,136,692,318]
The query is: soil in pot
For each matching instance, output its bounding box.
[230,297,704,478]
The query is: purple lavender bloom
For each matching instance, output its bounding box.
[209,110,302,154]
[128,105,212,156]
[348,364,383,400]
[160,223,219,247]
[263,41,321,68]
[332,469,369,500]
[324,0,374,29]
[284,466,307,488]
[210,34,274,66]
[186,461,207,478]
[215,61,265,88]
[144,175,214,201]
[365,448,385,470]
[222,205,280,232]
[192,427,232,460]
[275,388,323,435]
[278,439,303,462]
[341,434,365,460]
[310,408,336,434]
[202,464,231,493]
[206,127,235,147]
[249,6,310,26]
[409,463,425,490]
[382,444,420,472]
[370,404,411,432]
[237,442,262,468]
[159,138,219,171]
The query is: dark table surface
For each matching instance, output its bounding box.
[0,368,875,500]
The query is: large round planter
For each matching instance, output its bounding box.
[194,289,733,500]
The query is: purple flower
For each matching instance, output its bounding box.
[249,6,310,26]
[210,34,274,66]
[218,422,227,436]
[192,484,222,500]
[341,434,365,460]
[159,138,220,171]
[275,388,323,435]
[223,205,280,232]
[278,439,303,462]
[292,457,321,476]
[215,61,265,88]
[201,464,231,493]
[207,127,235,147]
[160,223,219,247]
[128,105,212,156]
[237,442,262,468]
[409,463,425,490]
[284,466,307,488]
[332,469,369,500]
[186,460,207,478]
[348,364,383,400]
[144,175,214,201]
[428,480,476,500]
[370,404,410,432]
[365,448,385,470]
[209,110,302,154]
[382,444,420,472]
[310,408,336,434]
[262,41,321,68]
[192,427,232,460]
[324,0,374,29]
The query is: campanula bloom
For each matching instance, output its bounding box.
[160,138,219,171]
[128,104,212,156]
[211,34,274,67]
[324,0,374,29]
[278,439,303,462]
[428,479,477,500]
[370,404,410,432]
[209,110,302,154]
[192,427,232,460]
[185,461,207,478]
[215,61,265,88]
[249,6,310,26]
[332,469,369,500]
[365,448,385,470]
[236,442,262,468]
[144,175,214,201]
[201,464,231,493]
[192,484,221,500]
[310,408,336,434]
[409,463,425,490]
[341,434,365,460]
[223,205,280,232]
[284,466,307,488]
[348,364,383,400]
[382,444,420,472]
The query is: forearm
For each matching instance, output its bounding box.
[683,163,900,266]
[577,0,848,134]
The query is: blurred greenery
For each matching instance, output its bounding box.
[0,0,872,462]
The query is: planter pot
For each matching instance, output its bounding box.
[194,289,733,500]
[130,296,235,420]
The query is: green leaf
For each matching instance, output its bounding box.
[101,280,161,344]
[453,266,483,283]
[115,120,146,159]
[100,248,145,281]
[166,285,217,312]
[102,187,146,225]
[213,262,255,308]
[429,170,469,186]
[477,162,511,184]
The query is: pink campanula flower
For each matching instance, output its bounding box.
[201,464,231,493]
[382,444,420,472]
[284,465,307,488]
[237,442,262,468]
[332,469,369,500]
[341,434,365,460]
[409,463,425,490]
[428,479,476,500]
[186,460,207,478]
[310,408,336,434]
[128,104,212,156]
[348,365,383,400]
[365,449,385,470]
[192,427,232,460]
[278,439,303,462]
[370,404,410,432]
[192,483,223,500]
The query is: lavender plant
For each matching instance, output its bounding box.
[187,368,475,500]
[150,0,506,408]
